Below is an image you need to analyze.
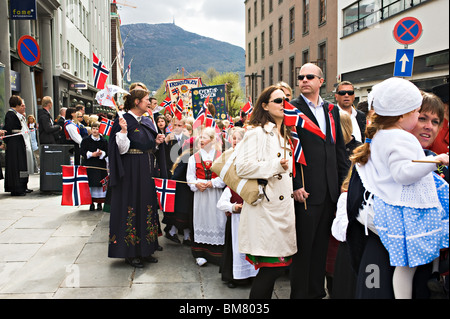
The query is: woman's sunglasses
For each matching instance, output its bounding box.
[298,74,321,81]
[269,98,286,104]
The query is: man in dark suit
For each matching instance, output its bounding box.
[335,81,366,142]
[56,107,67,144]
[289,63,349,299]
[38,96,61,144]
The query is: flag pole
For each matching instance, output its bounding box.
[301,164,307,210]
[283,124,287,159]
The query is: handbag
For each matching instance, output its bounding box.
[211,146,266,206]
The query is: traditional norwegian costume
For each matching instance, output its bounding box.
[356,129,449,268]
[80,134,108,206]
[186,148,226,265]
[108,112,167,260]
[217,187,259,284]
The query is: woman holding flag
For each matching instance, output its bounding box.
[108,86,167,268]
[234,85,296,299]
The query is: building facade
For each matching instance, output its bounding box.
[337,0,449,102]
[244,0,338,102]
[0,0,115,127]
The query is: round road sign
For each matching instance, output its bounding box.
[17,35,41,66]
[393,17,423,45]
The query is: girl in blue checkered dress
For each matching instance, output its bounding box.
[350,78,449,299]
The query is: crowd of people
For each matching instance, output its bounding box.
[1,63,448,300]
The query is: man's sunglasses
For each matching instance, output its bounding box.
[298,74,321,81]
[336,90,355,96]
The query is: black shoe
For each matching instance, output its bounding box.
[11,192,26,196]
[89,204,95,211]
[25,189,33,193]
[97,203,102,211]
[143,255,158,263]
[125,257,144,268]
[165,233,181,244]
[227,281,237,288]
[183,239,192,246]
[157,245,163,251]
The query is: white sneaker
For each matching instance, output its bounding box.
[196,257,207,267]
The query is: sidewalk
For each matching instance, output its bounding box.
[0,173,290,299]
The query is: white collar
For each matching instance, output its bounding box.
[301,94,324,108]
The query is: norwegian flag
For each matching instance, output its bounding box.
[193,106,206,130]
[241,101,253,118]
[154,178,176,213]
[174,98,184,120]
[93,53,109,89]
[283,100,326,140]
[61,166,92,206]
[100,175,109,192]
[160,96,172,109]
[171,87,180,96]
[99,118,113,137]
[290,127,306,166]
[328,104,337,144]
[227,114,234,128]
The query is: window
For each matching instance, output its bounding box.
[278,61,283,81]
[269,25,274,54]
[319,0,327,25]
[303,0,309,34]
[248,8,251,33]
[289,56,296,90]
[254,1,258,27]
[278,16,283,49]
[261,0,265,20]
[343,0,430,36]
[289,7,295,42]
[248,42,252,67]
[302,49,309,65]
[269,66,274,86]
[254,38,258,64]
[269,0,273,13]
[318,42,327,81]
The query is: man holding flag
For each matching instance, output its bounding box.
[288,63,349,299]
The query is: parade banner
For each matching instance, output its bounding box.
[165,78,203,113]
[191,84,227,120]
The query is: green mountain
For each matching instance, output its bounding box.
[120,23,245,91]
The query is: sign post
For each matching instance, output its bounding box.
[17,35,41,122]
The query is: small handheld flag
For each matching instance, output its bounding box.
[154,178,176,213]
[283,100,326,140]
[93,53,109,89]
[99,118,113,137]
[61,165,92,206]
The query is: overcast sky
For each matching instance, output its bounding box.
[116,0,246,49]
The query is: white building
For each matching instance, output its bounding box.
[337,0,449,102]
[53,0,112,114]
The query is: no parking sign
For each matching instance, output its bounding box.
[393,17,423,45]
[17,35,41,66]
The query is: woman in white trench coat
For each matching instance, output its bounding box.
[235,85,297,299]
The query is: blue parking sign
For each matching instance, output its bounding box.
[394,49,414,77]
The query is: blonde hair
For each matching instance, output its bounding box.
[339,110,353,145]
[350,113,406,165]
